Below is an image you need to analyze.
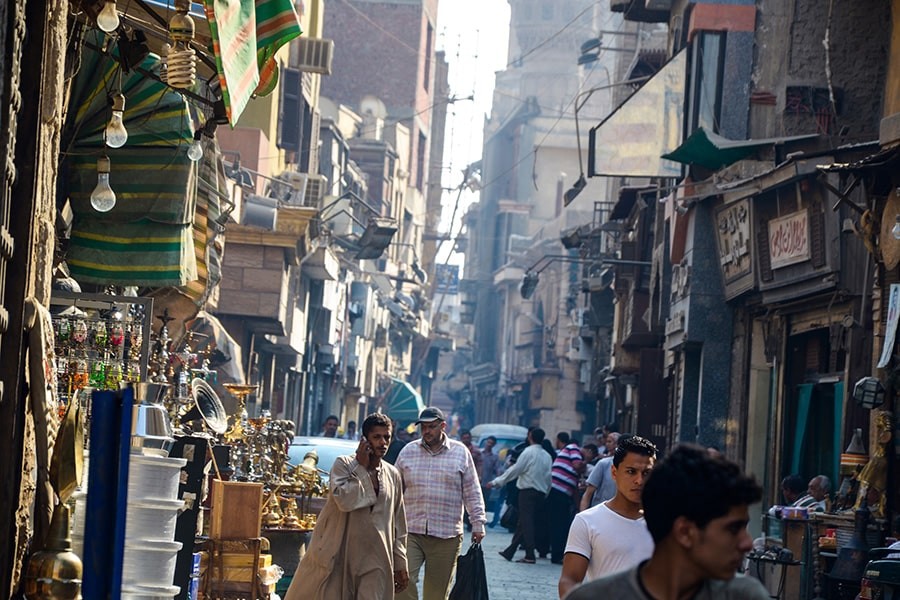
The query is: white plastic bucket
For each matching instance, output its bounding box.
[121,583,180,600]
[127,454,187,501]
[121,539,182,587]
[125,499,183,542]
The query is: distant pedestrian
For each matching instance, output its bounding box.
[383,419,407,465]
[394,407,486,600]
[548,432,585,564]
[479,436,502,522]
[460,428,483,474]
[318,414,339,438]
[579,433,623,511]
[342,420,359,440]
[489,427,552,564]
[792,475,831,512]
[286,413,408,599]
[559,435,656,597]
[564,444,768,600]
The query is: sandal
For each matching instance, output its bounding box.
[515,558,536,564]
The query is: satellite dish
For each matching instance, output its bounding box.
[359,94,387,119]
[181,378,227,434]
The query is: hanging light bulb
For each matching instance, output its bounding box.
[105,93,128,148]
[892,215,900,240]
[187,130,203,161]
[96,0,120,32]
[167,0,196,89]
[90,156,117,213]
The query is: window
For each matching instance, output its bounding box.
[686,32,725,135]
[423,23,433,92]
[278,67,302,153]
[416,132,427,192]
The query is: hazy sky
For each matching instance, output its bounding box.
[434,0,511,260]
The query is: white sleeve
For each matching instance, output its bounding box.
[564,512,593,560]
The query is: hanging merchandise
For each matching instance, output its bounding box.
[167,0,197,89]
[89,156,116,212]
[104,93,128,148]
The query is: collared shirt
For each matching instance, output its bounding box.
[551,442,584,496]
[395,434,486,538]
[491,443,552,494]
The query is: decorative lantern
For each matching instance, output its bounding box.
[852,376,885,410]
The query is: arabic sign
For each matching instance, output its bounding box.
[715,199,752,283]
[768,210,809,269]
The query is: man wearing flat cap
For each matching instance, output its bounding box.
[395,407,486,600]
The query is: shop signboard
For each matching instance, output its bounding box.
[768,210,810,269]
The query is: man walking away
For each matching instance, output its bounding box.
[559,435,656,597]
[479,436,502,523]
[488,428,552,564]
[286,413,408,599]
[548,432,585,564]
[395,407,486,600]
[564,444,769,600]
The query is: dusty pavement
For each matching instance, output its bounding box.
[459,527,561,599]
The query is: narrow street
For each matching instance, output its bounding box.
[479,529,561,599]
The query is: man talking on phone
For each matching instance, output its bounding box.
[286,413,409,599]
[395,407,486,600]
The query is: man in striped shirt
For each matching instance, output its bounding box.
[548,432,585,564]
[395,407,486,600]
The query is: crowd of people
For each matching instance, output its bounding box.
[286,410,772,600]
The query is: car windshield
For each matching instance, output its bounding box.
[287,440,357,479]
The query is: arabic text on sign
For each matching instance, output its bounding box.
[768,210,809,269]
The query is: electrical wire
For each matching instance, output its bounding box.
[507,1,601,69]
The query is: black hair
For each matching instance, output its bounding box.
[643,444,762,544]
[530,428,546,443]
[613,435,656,467]
[324,414,339,423]
[557,432,570,444]
[582,443,599,455]
[362,413,392,438]
[486,435,497,443]
[460,428,471,436]
[781,474,806,495]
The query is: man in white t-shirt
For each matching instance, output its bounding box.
[558,435,658,598]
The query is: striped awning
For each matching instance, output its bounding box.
[63,31,199,287]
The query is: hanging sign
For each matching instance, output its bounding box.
[878,283,900,368]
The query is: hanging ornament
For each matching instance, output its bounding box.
[167,0,196,89]
[187,130,204,162]
[96,0,120,33]
[105,93,128,148]
[90,156,116,213]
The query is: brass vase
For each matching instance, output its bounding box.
[23,504,83,599]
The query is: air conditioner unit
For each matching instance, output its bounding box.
[295,38,334,75]
[306,174,327,207]
[279,172,308,205]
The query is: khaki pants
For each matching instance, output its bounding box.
[397,533,463,600]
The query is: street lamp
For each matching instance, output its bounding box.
[853,376,885,409]
[318,190,398,260]
[519,254,653,299]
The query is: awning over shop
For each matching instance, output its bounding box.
[588,49,687,178]
[63,32,200,287]
[381,378,425,426]
[661,127,819,171]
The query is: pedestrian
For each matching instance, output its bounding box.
[285,413,408,599]
[479,436,502,523]
[383,419,407,465]
[564,443,769,600]
[766,474,805,516]
[547,432,585,565]
[460,428,483,475]
[343,420,359,440]
[394,407,486,600]
[558,435,657,597]
[489,427,552,564]
[318,414,339,438]
[580,443,599,477]
[579,432,622,511]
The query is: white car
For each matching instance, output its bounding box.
[287,436,358,485]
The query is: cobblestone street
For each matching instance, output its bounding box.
[471,527,560,599]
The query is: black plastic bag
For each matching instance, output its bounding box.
[500,503,518,532]
[449,542,489,600]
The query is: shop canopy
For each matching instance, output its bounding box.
[63,32,199,287]
[661,127,819,171]
[381,378,425,426]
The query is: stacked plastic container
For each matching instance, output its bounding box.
[121,452,188,600]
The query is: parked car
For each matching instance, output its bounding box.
[287,436,358,485]
[470,424,528,461]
